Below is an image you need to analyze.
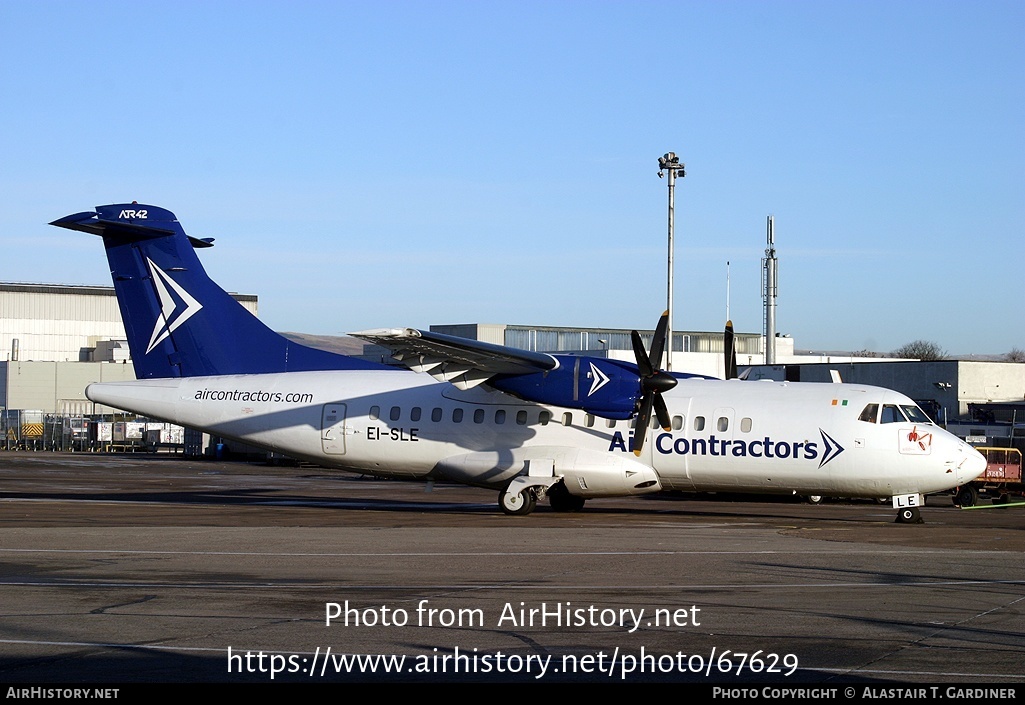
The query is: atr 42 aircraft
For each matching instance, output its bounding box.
[52,204,986,523]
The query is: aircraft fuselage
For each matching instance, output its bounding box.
[87,371,983,502]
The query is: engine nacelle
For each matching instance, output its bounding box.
[489,355,641,419]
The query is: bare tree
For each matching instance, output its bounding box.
[1006,347,1025,363]
[892,340,947,360]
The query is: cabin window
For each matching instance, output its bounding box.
[495,409,506,424]
[410,407,421,422]
[717,417,729,432]
[369,406,380,421]
[562,412,573,426]
[539,411,551,426]
[672,415,684,431]
[474,409,485,424]
[585,414,595,428]
[651,416,660,429]
[859,404,878,423]
[389,406,401,421]
[880,405,907,424]
[431,408,443,422]
[452,408,464,423]
[740,417,752,433]
[901,405,931,423]
[606,418,617,429]
[516,410,528,425]
[694,416,705,431]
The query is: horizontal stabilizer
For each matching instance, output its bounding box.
[51,205,214,249]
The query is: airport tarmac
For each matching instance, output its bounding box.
[0,452,1022,684]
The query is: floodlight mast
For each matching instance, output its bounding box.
[658,152,685,371]
[762,215,778,365]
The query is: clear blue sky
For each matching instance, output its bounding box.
[1,1,1021,356]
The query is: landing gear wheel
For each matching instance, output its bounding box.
[499,486,537,516]
[805,495,823,505]
[954,485,978,508]
[548,484,586,512]
[896,506,922,524]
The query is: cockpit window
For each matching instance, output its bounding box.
[858,404,878,423]
[901,404,932,423]
[880,404,908,424]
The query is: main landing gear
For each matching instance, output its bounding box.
[498,480,586,515]
[547,483,586,512]
[499,485,537,515]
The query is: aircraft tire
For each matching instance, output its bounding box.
[805,495,823,505]
[548,485,586,512]
[896,507,922,524]
[499,486,536,516]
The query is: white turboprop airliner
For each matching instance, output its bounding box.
[52,204,986,523]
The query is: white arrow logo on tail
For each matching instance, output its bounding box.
[145,258,203,355]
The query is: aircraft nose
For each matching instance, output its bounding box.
[959,445,987,485]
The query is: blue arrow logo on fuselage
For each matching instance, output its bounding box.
[818,429,845,468]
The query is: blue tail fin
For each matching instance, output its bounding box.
[51,204,384,378]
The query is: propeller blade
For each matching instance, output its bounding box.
[631,330,653,377]
[649,310,669,370]
[654,394,671,431]
[725,319,738,380]
[630,311,679,455]
[633,394,654,456]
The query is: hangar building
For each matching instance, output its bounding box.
[1,282,257,415]
[3,282,1021,448]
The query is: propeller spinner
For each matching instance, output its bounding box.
[630,311,677,456]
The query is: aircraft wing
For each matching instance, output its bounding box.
[351,328,558,390]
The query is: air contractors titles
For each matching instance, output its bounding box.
[713,687,1017,700]
[610,431,818,459]
[608,428,846,467]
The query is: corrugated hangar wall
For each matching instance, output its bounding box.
[1,282,259,415]
[1,361,139,414]
[1,283,258,363]
[1,285,125,361]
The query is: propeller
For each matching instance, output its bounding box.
[724,319,738,380]
[630,310,678,456]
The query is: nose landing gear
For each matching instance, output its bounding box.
[896,506,922,524]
